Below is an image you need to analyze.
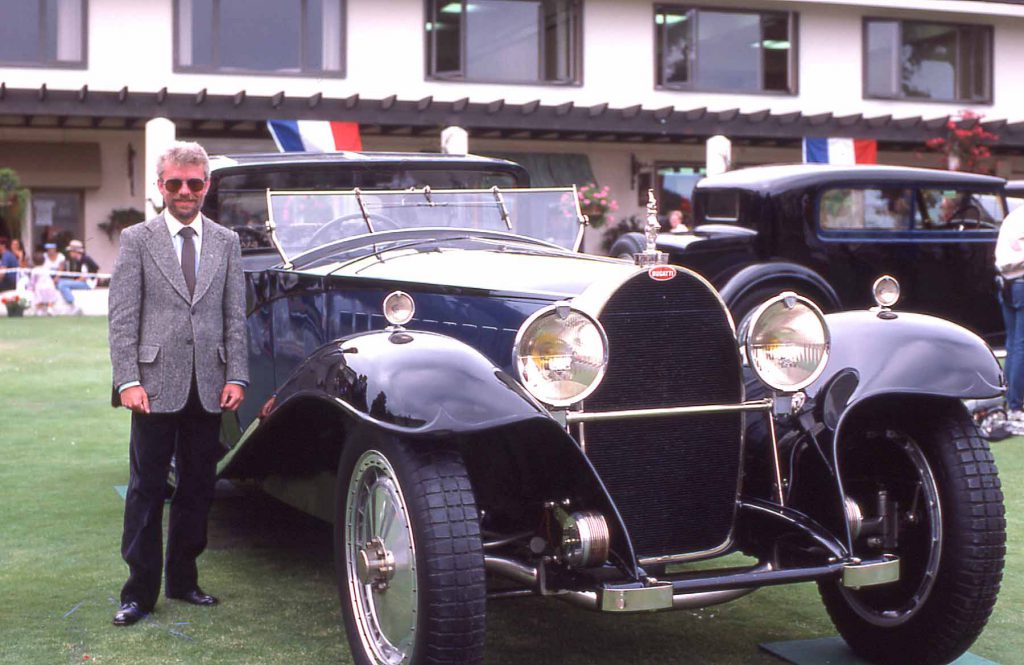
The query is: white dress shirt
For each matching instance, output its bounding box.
[164,212,203,278]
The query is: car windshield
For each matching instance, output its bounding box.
[266,187,584,262]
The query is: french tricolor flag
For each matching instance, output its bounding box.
[802,138,877,165]
[267,120,363,152]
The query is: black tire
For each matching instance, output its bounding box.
[335,432,486,665]
[608,232,646,259]
[818,409,1005,665]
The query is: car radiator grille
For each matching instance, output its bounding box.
[583,269,743,561]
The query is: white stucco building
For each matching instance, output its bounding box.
[2,0,1024,267]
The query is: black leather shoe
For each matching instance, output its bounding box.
[168,589,219,606]
[113,601,146,626]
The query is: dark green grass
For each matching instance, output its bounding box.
[1,317,1020,664]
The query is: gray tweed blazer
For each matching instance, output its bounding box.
[108,214,249,413]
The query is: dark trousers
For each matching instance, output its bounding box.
[1000,279,1024,410]
[120,381,221,610]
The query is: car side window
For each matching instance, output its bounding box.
[819,188,913,231]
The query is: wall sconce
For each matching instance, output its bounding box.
[631,153,654,205]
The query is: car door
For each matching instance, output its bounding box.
[911,187,1004,345]
[815,186,920,311]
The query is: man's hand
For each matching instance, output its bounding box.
[120,386,150,414]
[220,384,245,411]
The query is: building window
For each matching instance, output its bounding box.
[0,0,86,67]
[864,19,991,102]
[655,6,796,94]
[655,164,705,226]
[175,0,344,75]
[32,190,84,251]
[426,0,580,84]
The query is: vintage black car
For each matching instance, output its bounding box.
[202,154,1005,665]
[609,165,1008,345]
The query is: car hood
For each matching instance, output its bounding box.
[656,224,758,253]
[303,243,638,299]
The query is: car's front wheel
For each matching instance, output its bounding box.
[818,409,1005,665]
[335,432,486,665]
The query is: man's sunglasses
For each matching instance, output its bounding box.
[162,178,207,193]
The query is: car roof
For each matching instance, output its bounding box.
[695,163,1006,193]
[210,151,523,171]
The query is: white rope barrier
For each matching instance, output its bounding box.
[0,267,113,280]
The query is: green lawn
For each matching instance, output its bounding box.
[1,316,1021,664]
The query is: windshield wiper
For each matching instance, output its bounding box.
[491,186,512,230]
[353,188,375,232]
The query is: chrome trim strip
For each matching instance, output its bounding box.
[767,411,785,506]
[565,398,772,424]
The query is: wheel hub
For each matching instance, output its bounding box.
[357,537,397,589]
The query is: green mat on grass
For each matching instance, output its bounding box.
[760,637,997,664]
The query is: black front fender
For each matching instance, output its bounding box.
[273,329,551,435]
[810,310,1003,427]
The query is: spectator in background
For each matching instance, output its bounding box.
[996,203,1024,421]
[57,239,99,315]
[0,237,17,291]
[41,242,65,277]
[10,238,30,291]
[10,238,28,267]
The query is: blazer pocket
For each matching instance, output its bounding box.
[138,343,162,398]
[217,344,227,364]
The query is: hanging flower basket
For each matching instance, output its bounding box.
[577,184,619,229]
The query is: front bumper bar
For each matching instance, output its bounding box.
[593,556,897,613]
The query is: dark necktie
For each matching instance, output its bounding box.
[179,226,197,297]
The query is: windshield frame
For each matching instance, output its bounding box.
[264,185,587,267]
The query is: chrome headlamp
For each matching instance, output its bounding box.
[872,275,900,308]
[514,304,609,407]
[744,292,830,392]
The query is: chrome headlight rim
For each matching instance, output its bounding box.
[743,291,831,393]
[513,303,610,408]
[872,275,901,309]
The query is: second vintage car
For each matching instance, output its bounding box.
[194,162,1006,665]
[610,164,1008,345]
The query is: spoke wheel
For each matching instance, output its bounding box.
[819,409,1005,665]
[346,451,418,664]
[336,433,485,665]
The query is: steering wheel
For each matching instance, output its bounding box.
[308,212,401,246]
[232,225,269,249]
[946,205,997,231]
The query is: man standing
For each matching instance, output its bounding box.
[0,237,17,291]
[57,239,99,314]
[996,203,1024,422]
[108,141,248,626]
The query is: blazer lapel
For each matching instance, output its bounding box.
[143,216,192,303]
[192,215,226,303]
